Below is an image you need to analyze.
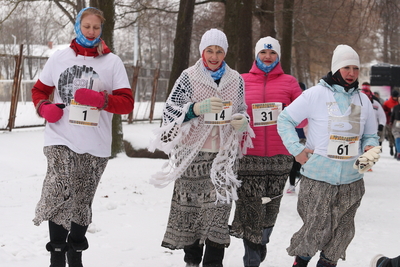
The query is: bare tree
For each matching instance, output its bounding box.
[280,0,293,74]
[223,0,253,73]
[167,0,195,95]
[254,0,276,39]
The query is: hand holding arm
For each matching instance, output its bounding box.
[294,148,314,165]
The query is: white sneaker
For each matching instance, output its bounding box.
[286,185,296,194]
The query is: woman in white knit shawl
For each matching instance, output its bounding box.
[149,28,253,267]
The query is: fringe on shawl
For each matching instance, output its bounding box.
[147,61,255,204]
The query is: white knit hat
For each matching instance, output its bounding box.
[254,36,281,59]
[199,29,228,56]
[331,44,360,74]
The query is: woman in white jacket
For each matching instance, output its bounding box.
[277,45,379,267]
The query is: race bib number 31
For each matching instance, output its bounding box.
[69,99,100,127]
[204,101,232,125]
[252,102,282,126]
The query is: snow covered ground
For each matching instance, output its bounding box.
[1,122,399,267]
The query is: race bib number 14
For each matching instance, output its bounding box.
[204,101,232,125]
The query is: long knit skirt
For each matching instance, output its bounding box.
[230,154,293,245]
[33,145,108,230]
[287,176,365,261]
[162,152,232,250]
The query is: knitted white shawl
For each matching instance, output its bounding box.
[149,59,254,203]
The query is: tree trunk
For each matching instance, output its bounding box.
[167,0,195,96]
[224,0,253,73]
[255,0,276,38]
[91,0,123,158]
[281,0,294,74]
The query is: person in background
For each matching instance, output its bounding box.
[390,94,400,160]
[383,90,399,156]
[374,91,385,105]
[287,82,307,194]
[362,82,381,105]
[148,28,253,267]
[361,85,387,149]
[230,36,303,267]
[31,7,134,267]
[371,254,400,267]
[277,44,380,267]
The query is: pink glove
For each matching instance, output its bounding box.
[38,101,65,123]
[74,88,107,109]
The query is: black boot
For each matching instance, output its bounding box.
[46,242,68,267]
[317,253,337,267]
[292,256,309,267]
[390,146,394,156]
[67,235,89,267]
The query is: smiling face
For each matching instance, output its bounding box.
[339,65,359,84]
[257,49,278,66]
[80,14,102,40]
[203,45,225,70]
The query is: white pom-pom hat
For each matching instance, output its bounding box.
[199,28,228,56]
[254,36,281,59]
[331,44,360,74]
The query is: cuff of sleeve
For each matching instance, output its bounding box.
[290,143,306,157]
[184,103,198,122]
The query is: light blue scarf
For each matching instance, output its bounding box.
[209,61,226,81]
[74,7,102,48]
[256,55,279,74]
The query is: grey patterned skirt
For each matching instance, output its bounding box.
[162,152,232,250]
[287,176,365,261]
[33,145,108,230]
[230,154,293,245]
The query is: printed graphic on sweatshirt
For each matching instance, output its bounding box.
[57,65,103,106]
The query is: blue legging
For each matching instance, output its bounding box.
[396,138,400,155]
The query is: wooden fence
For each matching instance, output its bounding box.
[0,46,169,131]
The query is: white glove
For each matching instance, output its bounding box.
[353,146,381,173]
[193,97,223,115]
[230,115,248,132]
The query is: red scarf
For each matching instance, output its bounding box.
[69,39,111,57]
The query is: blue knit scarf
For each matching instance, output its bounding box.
[208,61,226,81]
[74,7,102,48]
[256,55,279,74]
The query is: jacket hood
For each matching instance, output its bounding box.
[319,78,359,96]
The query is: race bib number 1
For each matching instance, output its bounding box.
[69,99,100,127]
[204,101,232,125]
[252,102,282,126]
